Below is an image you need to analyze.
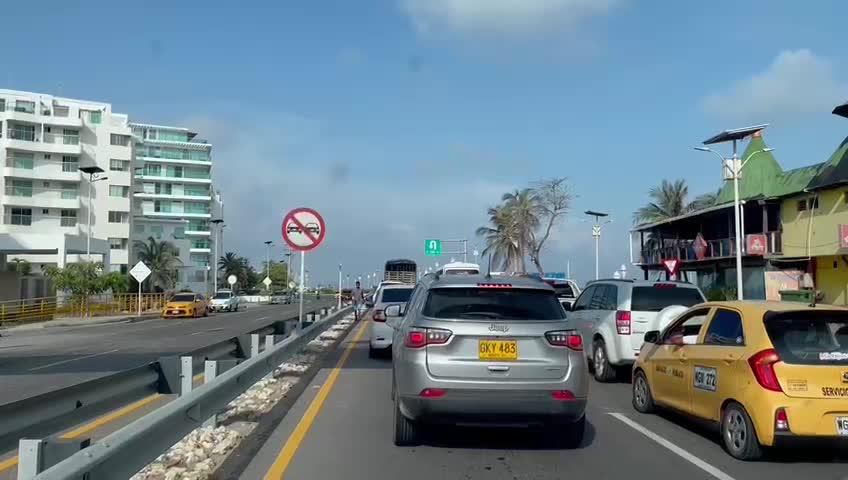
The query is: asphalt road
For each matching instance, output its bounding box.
[240,321,848,480]
[0,299,333,406]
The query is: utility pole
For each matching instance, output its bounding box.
[211,219,224,292]
[585,210,609,280]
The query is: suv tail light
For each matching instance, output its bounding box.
[545,330,583,351]
[615,311,631,335]
[373,310,386,322]
[405,327,452,348]
[748,349,783,392]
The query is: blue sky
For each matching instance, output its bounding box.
[4,0,848,285]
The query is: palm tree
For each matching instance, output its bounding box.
[501,188,542,273]
[218,252,244,283]
[633,179,719,225]
[134,237,182,291]
[475,206,524,273]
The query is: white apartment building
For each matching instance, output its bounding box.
[0,89,133,272]
[130,123,222,293]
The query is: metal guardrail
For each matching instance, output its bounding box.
[31,305,351,479]
[0,294,168,326]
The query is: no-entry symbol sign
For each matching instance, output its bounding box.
[282,207,326,252]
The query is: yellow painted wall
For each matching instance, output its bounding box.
[816,255,848,306]
[780,189,848,257]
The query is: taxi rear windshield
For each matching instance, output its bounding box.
[764,311,848,365]
[422,288,565,321]
[380,288,413,303]
[171,294,195,302]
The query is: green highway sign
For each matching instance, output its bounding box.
[424,239,442,256]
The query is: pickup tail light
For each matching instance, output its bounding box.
[545,330,583,351]
[615,311,631,335]
[748,349,783,392]
[405,327,452,348]
[373,310,386,322]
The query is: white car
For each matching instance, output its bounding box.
[209,290,241,312]
[369,283,415,357]
[566,279,705,382]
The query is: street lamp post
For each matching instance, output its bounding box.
[694,144,774,300]
[210,219,224,293]
[585,210,609,280]
[338,263,342,308]
[79,166,107,260]
[263,240,273,290]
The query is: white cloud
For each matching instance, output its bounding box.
[701,49,847,121]
[399,0,619,39]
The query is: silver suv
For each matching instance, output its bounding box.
[386,274,588,446]
[566,279,705,382]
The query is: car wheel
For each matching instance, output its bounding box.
[721,402,762,461]
[393,392,419,446]
[632,370,655,413]
[592,339,616,382]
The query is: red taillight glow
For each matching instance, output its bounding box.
[419,388,446,398]
[748,349,783,392]
[405,328,452,348]
[545,331,583,351]
[653,283,677,289]
[775,408,790,431]
[477,283,512,288]
[373,310,386,322]
[615,311,631,335]
[552,390,575,400]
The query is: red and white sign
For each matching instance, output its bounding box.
[840,224,848,249]
[693,233,707,261]
[282,207,326,252]
[662,259,679,276]
[746,233,767,256]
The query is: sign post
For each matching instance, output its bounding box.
[282,207,327,329]
[130,261,152,317]
[424,239,442,256]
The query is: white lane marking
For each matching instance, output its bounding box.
[608,413,736,480]
[255,316,269,321]
[189,331,206,336]
[28,348,122,371]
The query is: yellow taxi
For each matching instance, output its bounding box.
[632,301,848,460]
[162,292,209,319]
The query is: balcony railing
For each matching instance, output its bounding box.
[8,128,36,141]
[639,231,783,265]
[43,132,80,145]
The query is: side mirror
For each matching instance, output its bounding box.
[643,330,660,344]
[384,304,402,317]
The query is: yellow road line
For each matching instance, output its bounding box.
[264,320,369,479]
[0,456,18,473]
[0,371,208,473]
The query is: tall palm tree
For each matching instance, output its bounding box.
[134,237,182,291]
[218,252,244,282]
[500,188,541,273]
[633,179,719,225]
[475,206,524,273]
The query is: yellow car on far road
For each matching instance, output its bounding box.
[632,301,848,460]
[162,292,209,319]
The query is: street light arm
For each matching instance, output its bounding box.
[740,148,774,170]
[694,146,725,165]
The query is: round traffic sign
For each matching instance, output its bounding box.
[282,207,326,252]
[227,275,237,286]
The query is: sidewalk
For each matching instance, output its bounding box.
[0,312,161,332]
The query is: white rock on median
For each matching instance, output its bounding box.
[131,312,357,480]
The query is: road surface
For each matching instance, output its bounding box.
[238,320,848,480]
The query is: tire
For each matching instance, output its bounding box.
[393,393,419,446]
[592,339,616,382]
[632,370,656,413]
[721,402,763,461]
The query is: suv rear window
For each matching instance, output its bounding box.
[213,292,232,299]
[630,286,704,312]
[764,311,848,365]
[380,288,413,303]
[422,288,565,320]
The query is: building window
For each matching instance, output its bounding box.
[173,227,185,239]
[109,238,128,250]
[11,208,32,225]
[62,129,80,145]
[109,159,130,171]
[150,225,164,239]
[60,210,77,227]
[60,183,77,199]
[54,105,69,117]
[9,180,33,197]
[8,124,35,141]
[7,151,34,169]
[110,134,130,146]
[44,154,51,160]
[14,100,35,114]
[62,155,78,173]
[154,183,172,195]
[89,111,102,124]
[42,209,49,215]
[108,211,129,223]
[109,185,129,198]
[0,99,5,112]
[798,197,819,212]
[144,165,161,176]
